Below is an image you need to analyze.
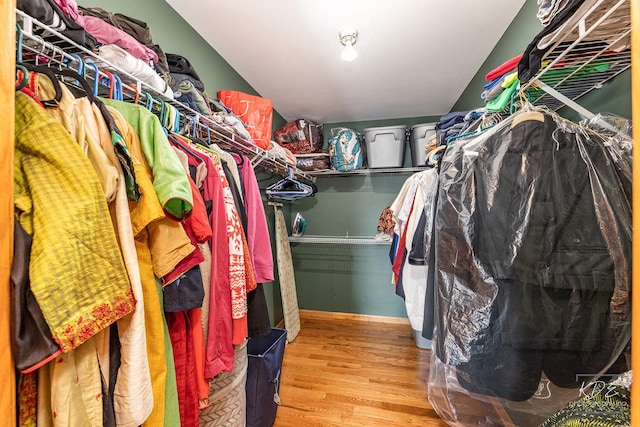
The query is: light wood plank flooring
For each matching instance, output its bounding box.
[273,310,449,427]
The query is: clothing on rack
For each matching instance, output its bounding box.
[78,5,171,80]
[105,103,176,427]
[389,168,439,342]
[518,0,586,82]
[17,0,98,49]
[15,91,135,352]
[54,0,159,64]
[15,61,279,423]
[431,110,631,405]
[101,98,193,221]
[89,44,173,99]
[10,219,61,373]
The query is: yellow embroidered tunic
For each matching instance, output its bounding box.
[14,92,135,352]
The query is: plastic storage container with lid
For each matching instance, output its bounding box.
[363,125,407,168]
[409,123,437,167]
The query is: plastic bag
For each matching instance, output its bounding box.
[218,90,273,150]
[429,110,631,426]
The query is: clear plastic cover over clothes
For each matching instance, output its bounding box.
[427,110,632,426]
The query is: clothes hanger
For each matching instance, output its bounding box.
[98,70,117,99]
[63,53,85,79]
[14,25,30,91]
[20,62,63,107]
[111,74,124,101]
[48,67,96,103]
[266,168,316,200]
[15,64,28,91]
[142,91,155,111]
[84,61,101,97]
[169,132,211,165]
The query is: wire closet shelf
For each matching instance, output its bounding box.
[15,8,316,182]
[520,0,631,116]
[288,235,391,245]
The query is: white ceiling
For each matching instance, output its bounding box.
[166,0,526,124]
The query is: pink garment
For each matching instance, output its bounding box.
[183,151,233,378]
[53,0,158,64]
[238,155,274,283]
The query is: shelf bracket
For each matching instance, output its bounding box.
[532,78,596,120]
[251,151,267,168]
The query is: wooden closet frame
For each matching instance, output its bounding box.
[2,0,16,424]
[1,1,638,424]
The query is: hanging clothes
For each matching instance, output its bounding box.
[432,111,631,402]
[14,90,135,352]
[106,105,184,427]
[389,169,439,342]
[76,93,153,427]
[28,70,159,426]
[100,98,193,221]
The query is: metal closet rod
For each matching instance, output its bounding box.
[15,9,316,182]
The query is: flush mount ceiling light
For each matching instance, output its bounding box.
[339,28,359,62]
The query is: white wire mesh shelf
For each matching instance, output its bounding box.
[305,167,428,177]
[288,235,392,245]
[15,9,316,182]
[520,0,631,112]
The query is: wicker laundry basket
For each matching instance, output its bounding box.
[200,341,248,427]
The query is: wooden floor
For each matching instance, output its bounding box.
[273,310,449,427]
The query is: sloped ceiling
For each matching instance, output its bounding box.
[166,0,526,123]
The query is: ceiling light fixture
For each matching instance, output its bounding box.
[339,28,359,62]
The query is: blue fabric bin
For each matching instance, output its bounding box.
[246,328,287,427]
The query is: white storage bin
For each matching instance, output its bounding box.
[409,123,437,167]
[363,125,407,168]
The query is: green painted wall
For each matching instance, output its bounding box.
[559,69,631,122]
[452,0,542,112]
[284,115,440,318]
[289,173,412,317]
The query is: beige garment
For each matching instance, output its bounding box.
[199,242,212,344]
[100,104,173,427]
[210,144,243,203]
[195,160,208,189]
[37,339,103,427]
[77,98,154,426]
[106,105,194,279]
[110,177,153,426]
[173,147,190,182]
[35,76,119,202]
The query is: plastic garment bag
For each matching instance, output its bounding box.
[428,110,631,426]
